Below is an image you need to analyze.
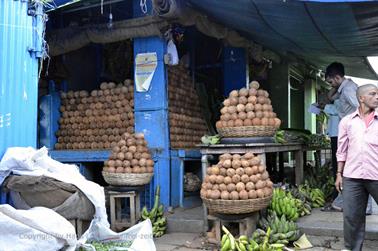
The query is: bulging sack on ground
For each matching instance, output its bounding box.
[78,219,156,251]
[3,175,95,220]
[0,205,77,251]
[0,147,108,226]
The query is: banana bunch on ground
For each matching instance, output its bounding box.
[309,188,325,208]
[257,212,301,244]
[294,197,311,217]
[304,161,334,201]
[249,228,286,251]
[220,226,249,251]
[297,184,325,208]
[141,186,167,237]
[269,188,299,221]
[289,187,312,217]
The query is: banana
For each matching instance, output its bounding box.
[285,231,296,239]
[238,242,247,251]
[230,234,236,251]
[221,234,228,246]
[239,235,248,243]
[221,236,231,251]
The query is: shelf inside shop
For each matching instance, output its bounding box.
[49,150,111,162]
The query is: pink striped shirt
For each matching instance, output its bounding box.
[337,109,378,180]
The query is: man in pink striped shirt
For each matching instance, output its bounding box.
[336,84,378,251]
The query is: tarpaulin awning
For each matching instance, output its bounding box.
[184,0,378,79]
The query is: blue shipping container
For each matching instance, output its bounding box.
[0,1,45,158]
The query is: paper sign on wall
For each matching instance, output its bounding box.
[135,52,158,92]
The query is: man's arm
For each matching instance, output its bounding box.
[327,87,339,102]
[335,161,345,192]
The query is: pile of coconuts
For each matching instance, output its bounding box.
[200,152,273,200]
[102,132,154,174]
[216,81,281,129]
[55,79,134,150]
[168,65,208,149]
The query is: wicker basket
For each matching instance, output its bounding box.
[201,195,272,214]
[102,172,153,186]
[217,126,277,138]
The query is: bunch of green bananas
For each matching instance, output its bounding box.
[249,228,285,251]
[297,185,325,208]
[274,130,286,144]
[309,188,325,208]
[141,186,167,237]
[257,212,301,244]
[201,134,221,145]
[289,186,312,216]
[293,198,311,217]
[220,226,249,251]
[269,188,299,221]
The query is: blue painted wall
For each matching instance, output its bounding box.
[223,47,247,96]
[133,0,171,208]
[0,1,44,158]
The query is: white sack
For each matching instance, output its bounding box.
[0,204,76,251]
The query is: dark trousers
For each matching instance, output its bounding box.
[331,137,338,199]
[343,177,378,251]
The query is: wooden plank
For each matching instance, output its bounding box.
[136,192,141,221]
[110,196,116,231]
[130,195,136,226]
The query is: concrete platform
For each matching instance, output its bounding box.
[166,207,205,233]
[163,204,378,250]
[154,233,378,251]
[297,208,378,240]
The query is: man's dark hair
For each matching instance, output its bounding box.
[325,62,345,78]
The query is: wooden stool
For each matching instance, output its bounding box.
[208,212,259,241]
[109,190,141,231]
[69,219,90,237]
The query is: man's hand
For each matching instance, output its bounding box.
[335,173,343,193]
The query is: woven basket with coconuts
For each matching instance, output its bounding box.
[216,81,281,138]
[200,152,273,214]
[102,132,154,186]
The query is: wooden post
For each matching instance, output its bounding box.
[295,150,304,185]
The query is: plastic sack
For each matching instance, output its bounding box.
[77,219,156,251]
[0,204,77,251]
[0,147,109,227]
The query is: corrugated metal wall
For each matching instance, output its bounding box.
[0,1,43,157]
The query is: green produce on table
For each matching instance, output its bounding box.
[274,129,311,144]
[274,129,331,149]
[307,134,331,148]
[201,134,221,145]
[141,186,167,238]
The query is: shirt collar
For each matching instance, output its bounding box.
[351,108,378,118]
[337,78,351,93]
